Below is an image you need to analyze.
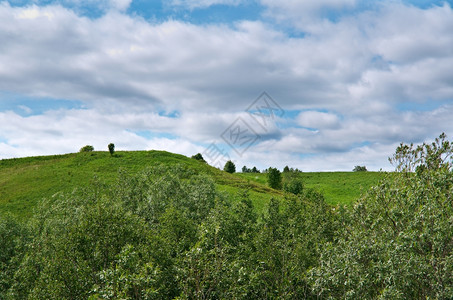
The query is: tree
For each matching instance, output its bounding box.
[283,178,303,195]
[353,165,367,172]
[283,165,290,173]
[251,166,260,173]
[267,167,282,189]
[310,133,453,299]
[191,153,206,162]
[79,145,94,152]
[108,143,115,156]
[223,160,236,173]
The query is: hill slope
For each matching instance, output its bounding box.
[0,150,384,219]
[0,151,281,219]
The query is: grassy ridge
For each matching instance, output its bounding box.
[0,150,384,219]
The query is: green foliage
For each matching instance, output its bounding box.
[283,178,303,195]
[90,244,160,299]
[310,133,453,299]
[352,165,367,172]
[108,143,115,156]
[79,145,94,152]
[283,165,301,173]
[0,214,28,299]
[191,153,206,162]
[9,187,149,299]
[223,160,236,173]
[267,167,282,190]
[282,168,304,195]
[241,166,260,173]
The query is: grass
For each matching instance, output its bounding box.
[0,151,281,219]
[237,171,385,206]
[0,150,385,219]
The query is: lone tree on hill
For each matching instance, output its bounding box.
[108,143,115,156]
[267,167,282,189]
[224,160,236,173]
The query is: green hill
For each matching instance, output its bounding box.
[0,150,383,219]
[0,151,281,219]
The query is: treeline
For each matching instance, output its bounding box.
[1,134,452,299]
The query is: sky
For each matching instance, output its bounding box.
[1,0,453,171]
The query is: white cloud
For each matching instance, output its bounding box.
[297,111,340,129]
[1,1,453,170]
[261,0,357,14]
[109,0,132,11]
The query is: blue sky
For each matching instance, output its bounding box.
[1,0,453,171]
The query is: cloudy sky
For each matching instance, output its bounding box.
[1,0,453,171]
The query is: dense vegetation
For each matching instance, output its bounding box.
[0,134,452,298]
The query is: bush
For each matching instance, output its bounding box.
[79,145,94,152]
[223,160,236,173]
[267,167,282,190]
[191,153,206,162]
[352,165,367,172]
[283,178,303,195]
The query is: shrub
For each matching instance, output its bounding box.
[283,178,303,195]
[79,145,94,152]
[191,153,206,162]
[267,167,282,189]
[223,160,236,173]
[352,165,367,172]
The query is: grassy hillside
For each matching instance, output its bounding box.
[0,150,384,219]
[0,151,281,219]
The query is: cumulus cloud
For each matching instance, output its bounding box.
[1,1,453,170]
